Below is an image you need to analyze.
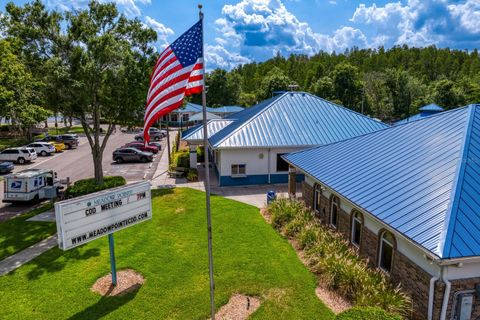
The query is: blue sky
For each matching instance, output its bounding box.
[3,0,480,69]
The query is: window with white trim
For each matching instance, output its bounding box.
[379,231,394,273]
[351,211,362,247]
[330,196,339,228]
[313,184,322,212]
[231,164,246,176]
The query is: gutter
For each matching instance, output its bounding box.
[267,148,271,184]
[440,266,452,320]
[428,276,438,320]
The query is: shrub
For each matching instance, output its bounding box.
[336,307,402,320]
[196,146,205,162]
[65,176,126,198]
[170,150,189,170]
[186,168,198,182]
[266,198,411,317]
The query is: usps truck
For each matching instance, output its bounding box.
[3,169,61,203]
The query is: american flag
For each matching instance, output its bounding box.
[143,20,204,141]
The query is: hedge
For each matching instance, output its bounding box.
[336,307,402,320]
[65,176,126,198]
[267,198,411,317]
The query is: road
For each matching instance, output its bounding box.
[0,130,165,220]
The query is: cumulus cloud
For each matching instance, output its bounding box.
[205,44,252,70]
[144,16,174,48]
[215,0,369,60]
[448,0,480,33]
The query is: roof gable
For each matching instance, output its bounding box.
[210,92,388,148]
[285,105,480,259]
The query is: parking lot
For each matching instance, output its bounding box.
[0,130,165,220]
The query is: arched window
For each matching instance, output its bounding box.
[330,196,339,228]
[313,184,322,212]
[379,231,395,273]
[351,211,363,247]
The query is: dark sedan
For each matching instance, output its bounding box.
[0,162,14,174]
[113,147,153,163]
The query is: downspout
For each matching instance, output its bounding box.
[267,148,271,184]
[428,276,438,320]
[440,266,452,320]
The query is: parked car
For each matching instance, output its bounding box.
[0,162,14,174]
[26,142,56,156]
[123,142,159,154]
[147,141,162,150]
[134,127,165,141]
[0,148,37,164]
[49,141,65,153]
[113,147,153,163]
[37,134,79,149]
[57,134,79,149]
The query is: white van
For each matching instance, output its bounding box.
[3,169,61,203]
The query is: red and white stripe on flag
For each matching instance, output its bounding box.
[143,20,204,142]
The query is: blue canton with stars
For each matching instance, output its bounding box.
[170,20,203,68]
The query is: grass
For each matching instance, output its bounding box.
[0,137,29,150]
[0,204,56,260]
[47,126,84,135]
[0,188,334,320]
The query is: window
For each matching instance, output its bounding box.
[276,153,289,172]
[313,184,322,212]
[351,211,363,247]
[330,196,339,228]
[379,231,395,273]
[182,114,189,122]
[231,164,246,176]
[170,114,178,122]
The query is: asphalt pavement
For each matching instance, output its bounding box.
[0,130,165,221]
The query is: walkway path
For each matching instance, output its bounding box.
[0,235,57,276]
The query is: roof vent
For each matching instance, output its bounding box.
[288,84,299,91]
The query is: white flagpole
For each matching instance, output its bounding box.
[198,4,216,319]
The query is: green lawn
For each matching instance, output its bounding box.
[0,204,56,260]
[45,126,84,136]
[0,188,333,320]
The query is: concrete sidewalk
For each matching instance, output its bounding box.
[0,234,57,276]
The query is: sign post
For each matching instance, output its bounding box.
[55,181,152,285]
[108,234,117,286]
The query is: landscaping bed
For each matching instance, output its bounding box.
[265,198,411,318]
[0,188,334,319]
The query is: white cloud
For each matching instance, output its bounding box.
[448,0,480,33]
[144,16,174,48]
[205,44,252,70]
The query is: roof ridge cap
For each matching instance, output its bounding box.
[210,94,287,148]
[438,104,477,258]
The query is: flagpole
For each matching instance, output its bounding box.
[199,4,216,320]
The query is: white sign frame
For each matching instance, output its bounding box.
[55,181,152,250]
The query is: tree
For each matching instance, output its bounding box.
[259,67,291,99]
[433,79,464,109]
[363,72,393,121]
[63,1,156,183]
[0,39,49,138]
[331,63,361,110]
[310,76,334,100]
[205,69,241,107]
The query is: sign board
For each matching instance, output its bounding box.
[55,181,152,250]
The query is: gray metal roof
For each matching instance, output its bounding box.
[209,92,388,149]
[285,105,480,259]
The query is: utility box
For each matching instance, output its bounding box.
[455,293,474,320]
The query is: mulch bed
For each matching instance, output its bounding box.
[211,294,261,320]
[91,269,145,297]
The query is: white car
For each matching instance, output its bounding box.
[26,142,56,156]
[0,148,37,164]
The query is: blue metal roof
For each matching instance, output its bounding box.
[285,105,480,259]
[395,104,445,125]
[211,106,244,114]
[182,119,234,141]
[208,92,389,149]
